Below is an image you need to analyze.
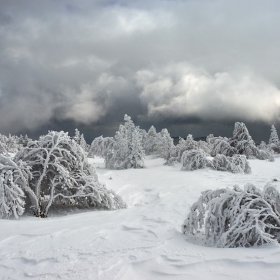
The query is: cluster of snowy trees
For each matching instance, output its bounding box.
[0,130,126,219]
[90,115,145,169]
[90,117,277,175]
[182,183,280,247]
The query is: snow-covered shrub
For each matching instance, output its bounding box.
[211,137,237,157]
[18,134,31,147]
[255,148,274,162]
[229,154,252,173]
[166,135,209,166]
[182,183,280,247]
[0,134,21,155]
[181,149,210,171]
[89,136,115,158]
[0,155,32,219]
[211,154,251,174]
[197,140,210,154]
[15,131,126,217]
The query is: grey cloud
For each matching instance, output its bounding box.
[0,0,280,141]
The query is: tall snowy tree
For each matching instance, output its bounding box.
[105,115,145,169]
[74,128,81,145]
[269,125,279,145]
[144,126,157,155]
[80,133,89,152]
[156,128,174,163]
[229,122,256,158]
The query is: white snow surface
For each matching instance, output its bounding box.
[1,156,280,280]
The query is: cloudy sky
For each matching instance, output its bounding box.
[1,0,280,142]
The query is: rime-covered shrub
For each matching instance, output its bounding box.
[211,137,237,157]
[0,155,32,219]
[182,183,280,247]
[197,140,210,154]
[181,149,210,171]
[89,136,115,158]
[166,135,201,166]
[15,131,126,217]
[255,148,274,162]
[0,134,21,155]
[230,154,252,173]
[211,154,251,174]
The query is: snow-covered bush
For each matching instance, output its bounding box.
[0,134,21,155]
[255,148,274,162]
[197,140,210,154]
[15,131,126,217]
[182,183,280,247]
[229,154,252,173]
[211,154,251,174]
[181,149,210,171]
[211,137,237,157]
[89,136,115,158]
[0,155,32,219]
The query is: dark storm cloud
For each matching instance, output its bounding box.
[0,0,280,141]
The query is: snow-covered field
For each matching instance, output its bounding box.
[1,156,280,280]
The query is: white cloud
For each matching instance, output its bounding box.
[136,63,280,123]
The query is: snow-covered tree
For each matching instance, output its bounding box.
[74,128,81,145]
[89,136,115,158]
[156,128,174,163]
[229,122,257,158]
[0,155,32,219]
[18,134,31,147]
[181,149,210,171]
[139,128,147,151]
[259,141,267,151]
[269,125,279,145]
[166,135,204,166]
[182,183,280,247]
[144,126,158,155]
[129,129,145,168]
[105,115,145,169]
[15,131,126,217]
[80,133,89,152]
